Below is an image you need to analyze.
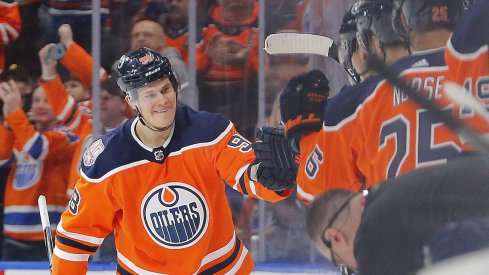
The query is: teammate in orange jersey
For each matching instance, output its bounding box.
[52,47,296,274]
[280,0,410,204]
[441,0,489,140]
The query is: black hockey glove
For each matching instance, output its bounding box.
[280,69,330,142]
[253,127,297,169]
[249,161,297,191]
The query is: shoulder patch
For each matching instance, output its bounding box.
[83,139,105,167]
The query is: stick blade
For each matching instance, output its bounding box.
[264,33,336,58]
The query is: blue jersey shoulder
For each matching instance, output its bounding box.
[324,76,383,127]
[451,0,489,54]
[80,106,231,180]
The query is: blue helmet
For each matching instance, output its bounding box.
[116,47,179,95]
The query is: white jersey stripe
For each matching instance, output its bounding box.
[54,247,90,262]
[57,223,105,245]
[117,251,168,275]
[224,246,248,275]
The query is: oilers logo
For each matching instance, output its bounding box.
[141,183,209,249]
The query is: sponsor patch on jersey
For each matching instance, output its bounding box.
[83,139,105,167]
[141,183,209,249]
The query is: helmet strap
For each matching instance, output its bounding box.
[135,106,174,132]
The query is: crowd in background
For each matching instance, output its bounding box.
[0,0,348,264]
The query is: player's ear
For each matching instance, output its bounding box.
[125,95,137,111]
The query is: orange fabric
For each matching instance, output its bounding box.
[196,1,259,81]
[1,110,77,241]
[40,74,93,197]
[52,116,289,274]
[0,0,21,72]
[59,42,107,90]
[165,32,188,63]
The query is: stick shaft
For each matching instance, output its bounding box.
[38,195,54,271]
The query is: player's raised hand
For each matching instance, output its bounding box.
[253,127,297,169]
[280,69,329,143]
[58,24,74,48]
[0,80,22,117]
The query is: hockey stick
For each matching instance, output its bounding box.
[368,55,489,156]
[38,195,54,272]
[264,33,360,83]
[444,81,489,123]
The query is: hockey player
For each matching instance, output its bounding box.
[280,0,410,203]
[51,47,296,274]
[441,0,489,138]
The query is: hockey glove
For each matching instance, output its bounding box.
[280,69,330,141]
[253,127,297,169]
[249,161,296,191]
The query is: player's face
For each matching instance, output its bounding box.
[133,78,177,129]
[31,87,57,128]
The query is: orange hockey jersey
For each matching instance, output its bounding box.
[296,76,383,203]
[298,49,475,203]
[52,106,291,274]
[442,0,489,140]
[0,0,21,73]
[0,110,77,241]
[344,49,468,185]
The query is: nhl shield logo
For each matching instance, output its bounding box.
[141,183,209,249]
[154,150,164,161]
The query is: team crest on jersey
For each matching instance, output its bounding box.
[141,183,209,249]
[83,139,105,167]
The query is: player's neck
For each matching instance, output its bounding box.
[410,29,451,51]
[135,120,172,148]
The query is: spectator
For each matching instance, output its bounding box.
[0,0,21,74]
[162,0,190,62]
[196,0,259,139]
[124,18,194,108]
[306,155,489,275]
[0,81,77,261]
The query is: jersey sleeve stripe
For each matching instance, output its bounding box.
[198,235,241,275]
[0,24,9,44]
[237,175,249,195]
[2,22,19,40]
[57,223,105,245]
[224,245,248,275]
[56,235,99,253]
[116,265,134,275]
[297,184,315,204]
[117,251,166,275]
[80,159,150,183]
[53,246,90,262]
[198,232,237,268]
[168,122,233,156]
[57,96,76,122]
